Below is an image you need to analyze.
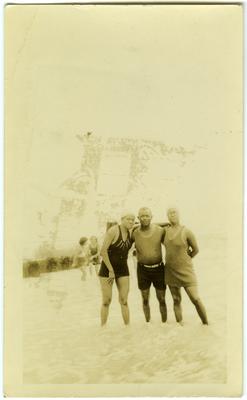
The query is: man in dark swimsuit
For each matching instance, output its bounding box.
[98,212,135,326]
[132,207,167,323]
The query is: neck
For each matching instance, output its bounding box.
[120,223,128,232]
[171,222,180,227]
[141,224,151,231]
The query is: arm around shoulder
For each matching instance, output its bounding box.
[156,222,170,228]
[161,226,167,243]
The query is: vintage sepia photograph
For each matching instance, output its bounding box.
[4,2,243,397]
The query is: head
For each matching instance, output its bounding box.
[79,237,88,247]
[167,208,180,225]
[90,236,98,245]
[121,211,135,230]
[138,207,152,227]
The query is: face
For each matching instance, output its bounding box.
[90,236,97,245]
[138,208,152,227]
[167,208,179,224]
[122,215,135,230]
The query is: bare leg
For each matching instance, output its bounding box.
[184,286,208,325]
[116,276,130,325]
[81,267,86,281]
[140,289,151,322]
[95,264,99,275]
[155,288,167,322]
[169,286,183,323]
[133,256,137,271]
[99,277,113,326]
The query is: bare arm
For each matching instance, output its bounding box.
[100,227,118,274]
[186,229,199,258]
[156,222,171,228]
[131,223,140,234]
[130,226,138,243]
[161,226,167,245]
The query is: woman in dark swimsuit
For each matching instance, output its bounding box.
[98,212,135,325]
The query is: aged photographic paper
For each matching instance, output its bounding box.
[4,3,243,397]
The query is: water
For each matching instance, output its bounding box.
[23,235,227,384]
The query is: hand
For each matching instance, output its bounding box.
[132,223,140,231]
[187,250,193,258]
[107,271,115,285]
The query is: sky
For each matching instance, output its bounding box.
[8,4,241,143]
[5,4,242,254]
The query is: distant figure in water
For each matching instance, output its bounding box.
[98,212,135,326]
[72,237,89,281]
[164,208,208,325]
[132,207,167,323]
[88,236,101,275]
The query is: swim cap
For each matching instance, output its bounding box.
[120,210,136,219]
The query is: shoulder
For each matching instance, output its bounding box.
[183,227,196,240]
[132,226,140,239]
[108,224,119,235]
[154,224,165,235]
[183,226,193,235]
[77,244,88,256]
[104,225,119,243]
